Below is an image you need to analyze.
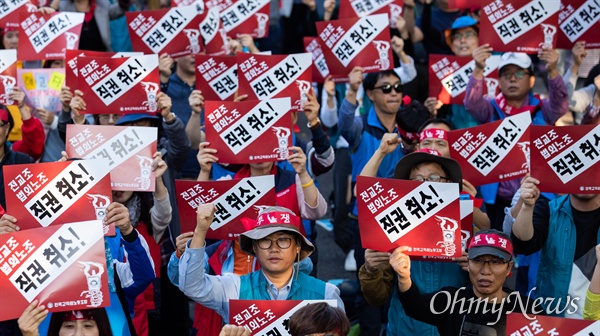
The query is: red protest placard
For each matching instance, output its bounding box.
[506,313,600,335]
[66,125,158,192]
[17,68,64,112]
[199,6,230,56]
[218,0,270,39]
[76,54,160,114]
[236,53,312,112]
[303,37,332,84]
[176,176,276,238]
[126,5,205,58]
[3,160,115,236]
[448,112,531,186]
[18,11,84,60]
[557,0,600,49]
[356,176,461,258]
[412,199,474,262]
[530,125,600,194]
[447,0,481,10]
[0,49,17,106]
[195,54,237,101]
[338,0,404,29]
[316,14,393,77]
[65,50,143,89]
[204,98,293,164]
[172,0,205,9]
[428,54,501,105]
[0,220,110,322]
[229,300,337,334]
[0,0,36,28]
[479,0,560,54]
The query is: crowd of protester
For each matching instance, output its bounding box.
[1,0,599,335]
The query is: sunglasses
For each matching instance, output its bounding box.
[373,83,403,94]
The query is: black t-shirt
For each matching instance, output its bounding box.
[78,16,107,52]
[511,197,600,261]
[398,284,538,336]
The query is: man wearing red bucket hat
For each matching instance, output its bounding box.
[178,204,344,322]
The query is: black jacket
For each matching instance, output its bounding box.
[398,283,539,336]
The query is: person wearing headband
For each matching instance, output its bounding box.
[394,229,535,335]
[18,303,112,336]
[179,204,344,322]
[359,147,470,336]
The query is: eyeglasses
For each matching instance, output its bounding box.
[469,257,509,269]
[452,31,478,41]
[500,70,530,80]
[256,237,293,250]
[373,83,403,94]
[98,114,121,123]
[410,174,449,182]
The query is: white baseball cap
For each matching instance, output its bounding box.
[499,52,533,72]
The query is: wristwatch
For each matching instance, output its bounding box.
[163,112,176,124]
[307,118,321,130]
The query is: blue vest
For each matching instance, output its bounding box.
[480,94,544,204]
[535,195,600,316]
[239,270,326,300]
[387,262,469,336]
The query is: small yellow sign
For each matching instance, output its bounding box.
[49,72,65,92]
[21,72,36,91]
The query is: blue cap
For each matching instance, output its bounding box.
[445,16,479,47]
[115,113,160,126]
[451,16,478,30]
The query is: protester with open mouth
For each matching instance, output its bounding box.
[393,229,538,335]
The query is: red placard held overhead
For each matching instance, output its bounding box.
[195,54,237,101]
[18,11,84,60]
[412,198,474,263]
[76,54,160,114]
[0,0,36,28]
[316,14,393,78]
[204,98,293,164]
[236,53,312,112]
[479,0,561,54]
[176,176,276,238]
[199,6,230,56]
[338,0,404,29]
[229,300,337,334]
[356,176,461,258]
[429,54,501,105]
[557,0,600,49]
[219,0,270,39]
[66,125,158,192]
[530,125,600,194]
[0,220,110,321]
[303,37,332,84]
[3,160,113,232]
[0,49,17,106]
[507,313,600,335]
[126,5,205,57]
[447,112,531,186]
[64,50,142,88]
